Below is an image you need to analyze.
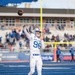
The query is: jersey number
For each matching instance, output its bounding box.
[33,41,41,49]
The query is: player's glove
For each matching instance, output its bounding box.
[23,25,26,28]
[23,25,26,30]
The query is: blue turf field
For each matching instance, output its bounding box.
[0,61,75,75]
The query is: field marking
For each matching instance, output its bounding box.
[3,65,29,68]
[43,67,71,69]
[45,72,75,73]
[43,63,75,66]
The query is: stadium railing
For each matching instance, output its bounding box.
[0,22,74,29]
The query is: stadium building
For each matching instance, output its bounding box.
[0,6,75,62]
[0,7,75,29]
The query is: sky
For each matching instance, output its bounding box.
[7,0,75,9]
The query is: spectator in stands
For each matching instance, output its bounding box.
[9,32,12,38]
[70,47,74,61]
[44,25,51,34]
[21,30,25,38]
[73,35,75,41]
[15,32,20,41]
[51,35,55,41]
[26,39,30,48]
[5,32,9,43]
[56,35,60,42]
[1,25,4,30]
[58,25,61,30]
[72,35,75,41]
[18,30,22,38]
[63,39,67,47]
[44,36,50,42]
[12,30,16,38]
[9,37,13,45]
[61,24,64,30]
[56,47,61,62]
[0,36,2,43]
[64,33,67,38]
[45,45,51,52]
[46,28,50,34]
[4,42,8,49]
[19,41,22,49]
[67,34,70,41]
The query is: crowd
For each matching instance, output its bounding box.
[56,24,65,30]
[0,28,30,51]
[44,23,66,31]
[43,33,75,51]
[44,33,75,42]
[0,25,75,52]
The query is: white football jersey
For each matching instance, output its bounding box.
[24,28,45,56]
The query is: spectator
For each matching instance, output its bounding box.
[9,37,13,45]
[4,42,8,49]
[5,33,9,43]
[15,32,20,41]
[26,39,30,48]
[1,25,4,30]
[21,30,25,38]
[44,36,49,42]
[56,35,60,42]
[46,28,50,34]
[73,35,75,41]
[18,30,22,38]
[56,47,61,62]
[63,39,67,47]
[70,47,74,61]
[19,41,22,48]
[45,45,51,52]
[64,33,67,38]
[0,36,2,43]
[51,35,55,41]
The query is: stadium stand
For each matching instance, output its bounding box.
[0,24,75,53]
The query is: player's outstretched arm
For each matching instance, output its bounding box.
[23,25,31,40]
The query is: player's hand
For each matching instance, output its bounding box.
[23,25,26,30]
[23,25,26,28]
